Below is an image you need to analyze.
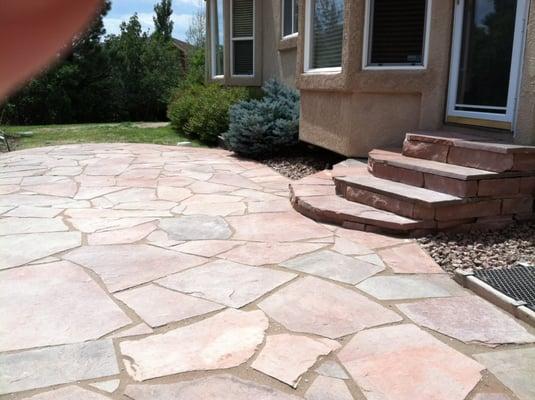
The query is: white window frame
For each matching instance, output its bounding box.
[210,0,224,79]
[304,0,343,74]
[230,0,255,77]
[362,0,432,71]
[446,0,529,126]
[281,0,298,39]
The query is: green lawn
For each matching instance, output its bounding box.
[1,122,203,151]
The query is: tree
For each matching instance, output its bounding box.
[153,0,174,40]
[185,3,206,48]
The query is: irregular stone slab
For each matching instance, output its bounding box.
[189,181,235,193]
[120,309,268,381]
[68,216,157,233]
[305,376,353,400]
[157,260,296,308]
[219,242,325,266]
[5,206,63,218]
[332,237,373,255]
[315,360,349,379]
[378,243,444,273]
[75,186,124,200]
[89,379,120,394]
[338,324,483,400]
[335,228,411,249]
[87,222,157,245]
[227,212,332,242]
[281,250,384,285]
[247,199,293,213]
[24,386,112,400]
[110,323,153,338]
[115,284,224,327]
[356,253,385,268]
[0,339,119,395]
[173,240,243,257]
[124,374,301,400]
[182,201,246,216]
[0,217,68,235]
[258,277,402,339]
[25,180,78,197]
[159,215,232,240]
[156,186,192,201]
[474,349,535,400]
[472,394,512,400]
[356,275,467,300]
[105,188,156,204]
[398,297,535,346]
[63,244,205,292]
[0,261,131,352]
[0,231,81,269]
[252,334,340,388]
[181,194,243,205]
[114,200,177,210]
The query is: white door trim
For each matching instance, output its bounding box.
[446,0,529,128]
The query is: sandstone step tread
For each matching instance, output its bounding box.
[369,149,503,180]
[335,175,463,206]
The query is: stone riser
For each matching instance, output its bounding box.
[369,159,535,198]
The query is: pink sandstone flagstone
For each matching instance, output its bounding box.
[247,199,293,213]
[120,309,269,381]
[87,221,157,245]
[252,334,340,388]
[124,374,302,400]
[23,386,112,400]
[4,205,63,218]
[315,360,349,379]
[378,243,444,273]
[110,323,153,338]
[181,201,246,216]
[63,244,205,292]
[25,180,78,197]
[68,217,157,233]
[115,284,224,327]
[74,186,124,200]
[335,227,411,249]
[258,276,402,338]
[189,181,236,193]
[0,261,131,352]
[218,242,325,266]
[0,217,68,235]
[227,212,332,242]
[398,296,535,346]
[156,186,192,201]
[305,376,354,400]
[157,260,296,308]
[89,379,120,393]
[172,240,243,257]
[332,237,373,255]
[338,324,484,400]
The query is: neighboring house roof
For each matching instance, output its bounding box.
[172,38,193,54]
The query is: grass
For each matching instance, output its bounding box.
[1,122,203,151]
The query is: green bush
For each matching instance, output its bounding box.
[222,80,299,158]
[167,84,248,144]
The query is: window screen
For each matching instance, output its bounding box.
[368,0,427,66]
[232,0,254,75]
[283,0,299,37]
[310,0,344,69]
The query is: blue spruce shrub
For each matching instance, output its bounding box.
[223,80,299,158]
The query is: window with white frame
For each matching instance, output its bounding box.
[231,0,255,76]
[211,0,224,77]
[365,0,430,68]
[282,0,299,37]
[305,0,345,71]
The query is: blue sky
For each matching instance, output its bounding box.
[103,0,203,41]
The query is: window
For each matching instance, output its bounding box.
[231,0,255,76]
[365,0,431,68]
[305,0,345,72]
[282,0,299,37]
[211,0,224,77]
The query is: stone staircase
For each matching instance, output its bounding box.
[290,131,535,236]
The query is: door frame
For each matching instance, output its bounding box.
[446,0,530,130]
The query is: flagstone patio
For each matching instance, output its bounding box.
[1,143,534,400]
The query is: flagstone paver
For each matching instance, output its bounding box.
[157,260,297,308]
[252,334,340,388]
[305,376,354,400]
[280,250,384,284]
[472,394,512,400]
[115,284,224,328]
[2,144,534,400]
[474,348,535,400]
[63,244,205,292]
[258,277,402,338]
[0,261,131,352]
[356,274,468,300]
[124,374,302,400]
[338,324,484,400]
[0,339,119,395]
[120,309,268,381]
[398,296,535,346]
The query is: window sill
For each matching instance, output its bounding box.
[278,34,298,51]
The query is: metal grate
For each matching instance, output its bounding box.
[474,266,535,311]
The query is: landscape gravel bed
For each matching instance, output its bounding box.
[418,221,535,274]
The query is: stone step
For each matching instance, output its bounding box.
[403,131,535,172]
[368,149,535,197]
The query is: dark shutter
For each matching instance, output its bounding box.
[233,40,254,75]
[312,0,344,69]
[233,0,254,37]
[369,0,427,65]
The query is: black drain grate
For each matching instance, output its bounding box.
[474,266,535,311]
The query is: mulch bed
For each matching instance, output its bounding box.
[418,221,535,274]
